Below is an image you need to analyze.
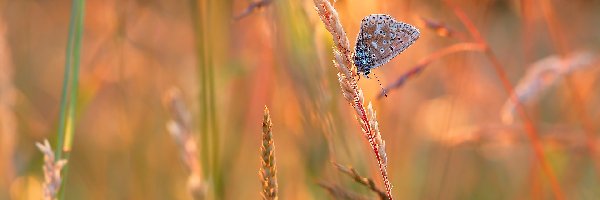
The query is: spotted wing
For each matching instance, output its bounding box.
[353,14,420,75]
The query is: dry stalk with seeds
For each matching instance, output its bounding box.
[163,87,206,200]
[312,0,392,198]
[260,106,278,200]
[500,51,597,124]
[36,139,68,200]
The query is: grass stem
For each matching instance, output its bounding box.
[54,0,86,199]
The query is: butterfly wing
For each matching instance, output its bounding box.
[353,14,420,76]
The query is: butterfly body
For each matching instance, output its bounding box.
[353,14,420,77]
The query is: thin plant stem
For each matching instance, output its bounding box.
[64,0,85,159]
[205,0,222,197]
[538,0,568,55]
[55,0,86,199]
[190,0,224,197]
[189,0,210,178]
[54,0,79,161]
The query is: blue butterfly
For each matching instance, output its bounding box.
[353,14,420,77]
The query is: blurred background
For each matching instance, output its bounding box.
[2,0,600,199]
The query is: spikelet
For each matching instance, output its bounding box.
[260,106,278,200]
[163,87,206,200]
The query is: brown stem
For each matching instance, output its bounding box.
[333,162,389,200]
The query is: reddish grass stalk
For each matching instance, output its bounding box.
[312,0,393,198]
[442,1,565,199]
[537,0,600,181]
[379,43,485,98]
[538,0,568,55]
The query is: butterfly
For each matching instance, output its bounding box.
[353,14,420,77]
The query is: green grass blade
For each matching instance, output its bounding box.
[54,0,79,162]
[55,0,86,199]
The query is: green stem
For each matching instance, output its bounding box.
[189,0,210,178]
[57,0,86,199]
[54,0,79,161]
[205,0,221,190]
[63,0,85,162]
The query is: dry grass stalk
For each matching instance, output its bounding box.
[332,162,389,200]
[318,181,370,200]
[36,139,67,200]
[313,0,392,198]
[260,106,278,200]
[163,87,206,200]
[500,51,596,124]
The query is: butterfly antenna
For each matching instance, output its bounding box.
[373,72,388,97]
